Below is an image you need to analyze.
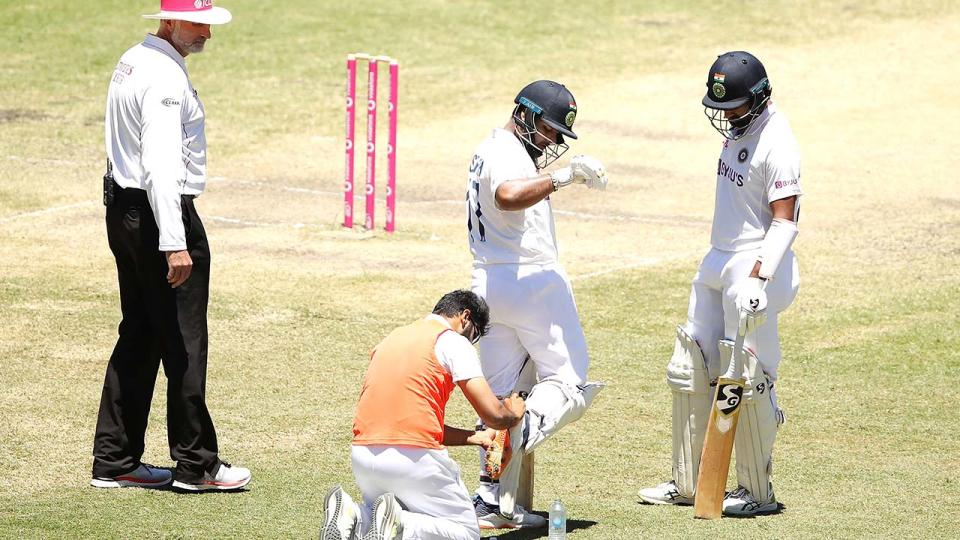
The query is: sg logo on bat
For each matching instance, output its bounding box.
[715,380,744,417]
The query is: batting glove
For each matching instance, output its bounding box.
[551,155,609,191]
[735,277,768,334]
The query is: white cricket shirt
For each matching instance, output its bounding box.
[466,128,558,266]
[710,103,802,252]
[105,34,208,251]
[425,314,484,382]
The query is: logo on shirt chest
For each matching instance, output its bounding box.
[161,98,181,107]
[717,158,744,187]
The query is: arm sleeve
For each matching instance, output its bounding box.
[141,76,187,251]
[764,138,802,204]
[435,332,484,382]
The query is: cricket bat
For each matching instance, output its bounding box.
[693,317,747,519]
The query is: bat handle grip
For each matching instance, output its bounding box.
[725,308,750,380]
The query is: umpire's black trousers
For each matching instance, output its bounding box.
[92,185,219,483]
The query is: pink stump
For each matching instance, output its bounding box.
[364,59,378,231]
[385,60,399,233]
[343,55,357,228]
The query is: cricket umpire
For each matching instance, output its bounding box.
[91,0,250,492]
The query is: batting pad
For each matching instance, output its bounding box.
[499,378,604,517]
[666,326,712,498]
[719,339,778,502]
[495,357,537,518]
[495,419,526,517]
[523,380,605,453]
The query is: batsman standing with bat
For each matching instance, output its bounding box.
[465,80,608,529]
[638,51,802,516]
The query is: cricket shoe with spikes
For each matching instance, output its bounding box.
[637,480,694,506]
[474,495,546,530]
[722,486,779,516]
[321,485,361,540]
[365,492,403,540]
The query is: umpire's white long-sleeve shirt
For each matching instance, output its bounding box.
[105,34,207,251]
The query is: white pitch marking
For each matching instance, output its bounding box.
[5,154,88,167]
[209,176,339,197]
[0,201,96,224]
[571,258,663,280]
[206,215,308,229]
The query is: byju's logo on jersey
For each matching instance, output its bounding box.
[775,178,798,189]
[717,158,744,187]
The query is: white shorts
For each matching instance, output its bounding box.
[351,445,479,540]
[685,247,799,380]
[471,263,588,395]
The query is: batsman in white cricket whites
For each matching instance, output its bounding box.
[465,80,607,529]
[638,51,802,516]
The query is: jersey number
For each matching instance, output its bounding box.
[467,154,485,242]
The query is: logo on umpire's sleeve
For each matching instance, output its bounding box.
[161,98,181,107]
[738,148,749,163]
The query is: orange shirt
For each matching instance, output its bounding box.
[353,318,456,449]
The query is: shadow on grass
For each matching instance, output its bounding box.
[489,518,597,539]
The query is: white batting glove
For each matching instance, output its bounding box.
[551,155,608,191]
[735,277,768,335]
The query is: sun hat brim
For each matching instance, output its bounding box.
[143,6,232,25]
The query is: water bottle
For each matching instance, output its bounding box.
[548,499,567,539]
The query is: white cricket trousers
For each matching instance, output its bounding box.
[351,445,480,540]
[471,262,589,395]
[685,247,799,380]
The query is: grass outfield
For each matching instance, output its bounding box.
[2,0,959,538]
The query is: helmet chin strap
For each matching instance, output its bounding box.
[512,105,568,170]
[522,138,544,162]
[707,95,770,141]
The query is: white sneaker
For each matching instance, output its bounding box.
[722,486,778,516]
[366,493,403,540]
[638,480,694,506]
[321,485,361,540]
[172,461,252,491]
[90,463,172,489]
[474,496,546,530]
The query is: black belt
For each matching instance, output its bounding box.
[112,180,149,206]
[111,180,196,205]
